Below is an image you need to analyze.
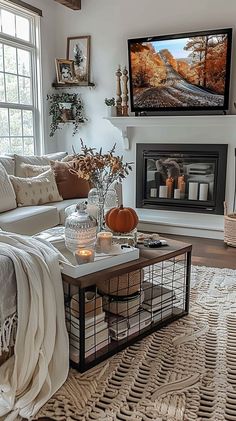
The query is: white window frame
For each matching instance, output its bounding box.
[0,0,43,155]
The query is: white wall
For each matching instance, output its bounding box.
[35,0,236,235]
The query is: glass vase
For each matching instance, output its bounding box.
[87,186,117,232]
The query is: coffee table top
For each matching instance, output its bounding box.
[62,237,192,287]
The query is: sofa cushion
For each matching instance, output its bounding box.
[0,156,15,175]
[0,163,17,212]
[10,169,62,207]
[44,198,85,224]
[50,160,90,200]
[0,205,59,235]
[20,163,50,177]
[15,152,68,177]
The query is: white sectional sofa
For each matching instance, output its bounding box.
[0,152,83,235]
[0,152,122,236]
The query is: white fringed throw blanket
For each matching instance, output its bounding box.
[0,231,69,420]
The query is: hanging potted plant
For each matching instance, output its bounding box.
[47,92,87,137]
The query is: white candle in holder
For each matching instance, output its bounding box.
[159,185,168,198]
[97,231,113,253]
[75,248,95,265]
[150,188,157,198]
[199,183,208,201]
[188,182,198,200]
[174,188,181,199]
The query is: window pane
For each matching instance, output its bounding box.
[5,74,18,103]
[0,137,10,154]
[19,76,31,104]
[22,110,33,136]
[17,49,30,76]
[16,15,29,41]
[4,45,17,74]
[1,10,15,37]
[10,137,23,154]
[0,108,9,136]
[9,108,22,136]
[0,44,3,71]
[23,137,34,155]
[0,72,5,101]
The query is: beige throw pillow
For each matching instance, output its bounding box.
[10,169,63,207]
[20,163,50,177]
[0,163,17,212]
[15,152,68,177]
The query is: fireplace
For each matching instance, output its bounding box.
[136,144,228,214]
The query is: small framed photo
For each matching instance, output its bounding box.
[67,35,90,85]
[55,59,75,84]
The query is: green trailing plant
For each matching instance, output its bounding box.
[104,97,115,106]
[47,93,87,137]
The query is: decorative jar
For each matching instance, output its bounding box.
[65,202,97,253]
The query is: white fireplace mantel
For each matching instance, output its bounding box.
[104,115,236,150]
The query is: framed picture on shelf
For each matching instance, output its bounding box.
[67,35,90,85]
[55,59,75,84]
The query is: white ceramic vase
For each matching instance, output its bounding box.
[107,106,117,117]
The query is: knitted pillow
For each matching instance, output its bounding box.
[10,169,62,207]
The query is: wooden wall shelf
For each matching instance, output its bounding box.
[52,82,95,88]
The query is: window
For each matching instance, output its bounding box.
[0,0,42,155]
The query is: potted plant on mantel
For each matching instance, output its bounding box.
[47,92,87,137]
[104,97,116,117]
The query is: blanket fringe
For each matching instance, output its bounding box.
[0,313,17,356]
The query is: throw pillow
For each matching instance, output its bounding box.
[0,156,15,175]
[50,160,90,199]
[20,163,50,177]
[0,163,17,212]
[10,169,63,207]
[15,152,68,177]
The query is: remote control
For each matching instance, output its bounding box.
[144,239,168,248]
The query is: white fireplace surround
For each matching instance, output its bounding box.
[105,115,236,240]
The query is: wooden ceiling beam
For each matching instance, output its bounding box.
[54,0,81,10]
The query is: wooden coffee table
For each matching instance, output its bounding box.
[63,237,192,372]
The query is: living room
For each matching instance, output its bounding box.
[1,0,236,420]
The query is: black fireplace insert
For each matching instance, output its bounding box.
[136,143,228,214]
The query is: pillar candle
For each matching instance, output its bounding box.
[174,188,181,199]
[150,188,157,198]
[97,231,113,253]
[166,177,174,198]
[188,182,198,200]
[159,185,168,198]
[178,175,186,199]
[199,183,208,201]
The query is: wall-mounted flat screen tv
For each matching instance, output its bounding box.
[128,28,232,114]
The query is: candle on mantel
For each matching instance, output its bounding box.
[97,231,113,254]
[166,177,174,198]
[75,248,95,265]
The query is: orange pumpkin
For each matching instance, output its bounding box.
[105,205,139,233]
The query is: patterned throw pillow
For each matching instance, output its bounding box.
[20,163,50,177]
[10,169,63,207]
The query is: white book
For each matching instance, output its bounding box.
[69,313,108,338]
[109,310,152,341]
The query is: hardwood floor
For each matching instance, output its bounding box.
[163,234,236,269]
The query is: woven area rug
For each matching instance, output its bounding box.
[35,265,236,421]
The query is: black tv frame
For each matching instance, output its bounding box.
[128,28,232,115]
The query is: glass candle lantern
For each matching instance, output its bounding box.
[65,202,97,253]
